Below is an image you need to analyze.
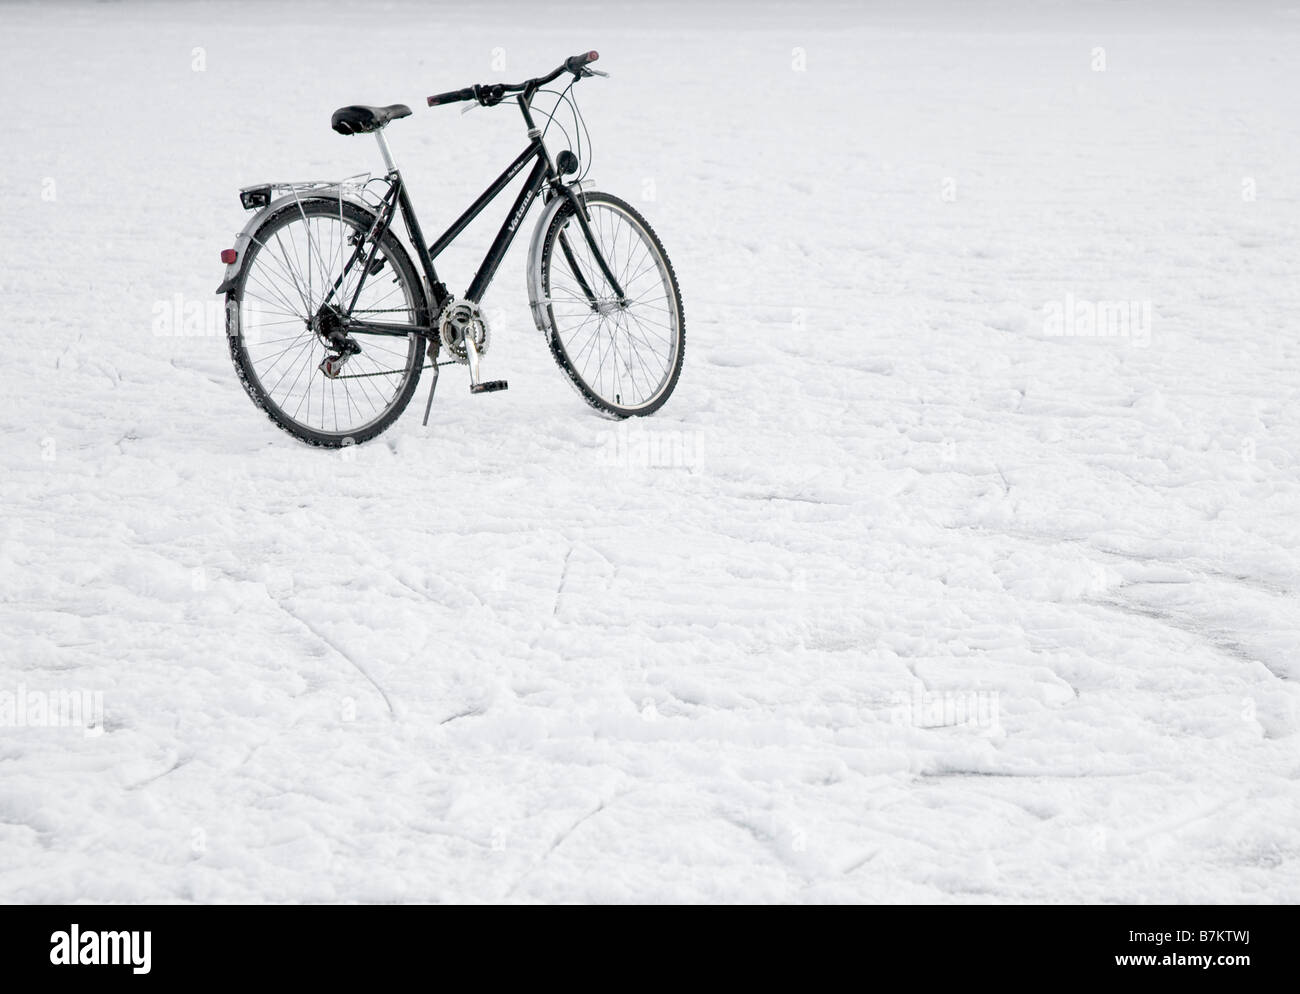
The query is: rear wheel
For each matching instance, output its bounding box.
[226,197,428,447]
[536,191,684,417]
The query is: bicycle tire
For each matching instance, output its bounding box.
[225,197,428,448]
[536,191,684,418]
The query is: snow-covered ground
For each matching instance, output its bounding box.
[2,0,1298,902]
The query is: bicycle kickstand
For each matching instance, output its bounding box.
[421,361,440,426]
[421,340,441,423]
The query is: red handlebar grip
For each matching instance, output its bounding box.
[428,87,473,107]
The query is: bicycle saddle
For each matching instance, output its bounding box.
[331,104,412,135]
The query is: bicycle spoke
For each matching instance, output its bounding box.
[233,203,421,439]
[545,199,679,411]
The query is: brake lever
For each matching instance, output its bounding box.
[585,68,610,78]
[461,101,480,115]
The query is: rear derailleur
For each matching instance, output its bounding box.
[313,305,362,378]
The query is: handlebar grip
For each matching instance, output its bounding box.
[427,87,474,107]
[565,50,599,72]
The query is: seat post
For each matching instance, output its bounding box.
[374,130,398,174]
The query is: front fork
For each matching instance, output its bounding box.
[553,184,626,306]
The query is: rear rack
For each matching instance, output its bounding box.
[238,173,390,211]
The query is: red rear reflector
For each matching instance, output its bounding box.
[220,249,237,265]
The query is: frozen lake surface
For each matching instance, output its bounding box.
[1,0,1298,901]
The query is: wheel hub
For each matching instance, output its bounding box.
[312,305,361,379]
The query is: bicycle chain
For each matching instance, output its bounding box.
[325,307,446,379]
[332,360,456,380]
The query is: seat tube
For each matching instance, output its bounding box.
[374,131,398,173]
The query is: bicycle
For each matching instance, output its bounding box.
[215,51,684,447]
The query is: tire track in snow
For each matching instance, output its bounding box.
[504,797,612,900]
[551,545,574,618]
[1084,596,1291,681]
[1119,792,1248,848]
[272,599,396,718]
[125,756,193,791]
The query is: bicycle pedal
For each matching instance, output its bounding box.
[470,379,508,394]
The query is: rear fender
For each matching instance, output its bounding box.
[215,190,374,297]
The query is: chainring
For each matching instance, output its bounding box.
[438,299,490,364]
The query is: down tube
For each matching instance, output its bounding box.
[465,157,550,305]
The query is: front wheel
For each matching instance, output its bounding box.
[534,191,684,417]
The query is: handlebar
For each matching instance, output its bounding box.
[426,86,476,107]
[427,51,600,108]
[565,50,600,73]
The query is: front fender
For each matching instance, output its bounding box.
[215,190,374,297]
[526,186,588,339]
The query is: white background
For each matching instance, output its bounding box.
[1,0,1298,901]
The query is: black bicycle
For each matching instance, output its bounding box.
[215,51,684,447]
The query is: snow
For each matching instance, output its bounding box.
[2,0,1298,902]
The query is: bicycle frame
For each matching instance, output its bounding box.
[331,95,625,341]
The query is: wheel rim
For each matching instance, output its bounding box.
[234,205,421,438]
[545,201,679,411]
